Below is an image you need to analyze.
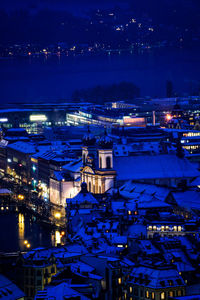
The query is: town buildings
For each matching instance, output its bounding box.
[1,100,200,299]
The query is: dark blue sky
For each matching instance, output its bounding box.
[0,0,127,14]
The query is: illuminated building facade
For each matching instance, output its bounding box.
[49,159,81,206]
[6,141,36,184]
[66,109,146,127]
[80,130,116,194]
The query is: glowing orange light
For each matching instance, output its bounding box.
[18,194,24,200]
[166,114,172,121]
[55,212,61,219]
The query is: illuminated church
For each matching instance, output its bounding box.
[80,129,116,194]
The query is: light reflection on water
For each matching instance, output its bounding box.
[18,213,25,250]
[0,212,60,252]
[55,230,61,246]
[1,47,200,103]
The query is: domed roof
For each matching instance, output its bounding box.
[98,129,113,149]
[82,127,96,146]
[66,182,98,204]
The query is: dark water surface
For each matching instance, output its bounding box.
[0,47,200,104]
[0,212,58,252]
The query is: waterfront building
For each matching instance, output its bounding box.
[0,104,75,134]
[49,159,82,206]
[66,108,147,127]
[16,253,57,300]
[6,141,36,184]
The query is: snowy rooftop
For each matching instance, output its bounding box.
[0,274,24,300]
[130,265,185,288]
[172,191,200,211]
[114,154,199,181]
[35,282,90,300]
[119,181,170,200]
[67,183,98,205]
[63,159,82,173]
[7,141,36,154]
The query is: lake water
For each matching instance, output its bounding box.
[0,212,60,252]
[0,47,200,104]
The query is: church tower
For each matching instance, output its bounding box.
[80,129,116,194]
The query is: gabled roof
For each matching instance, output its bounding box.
[130,265,185,288]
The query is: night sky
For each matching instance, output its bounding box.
[0,0,127,14]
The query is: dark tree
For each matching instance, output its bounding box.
[72,82,140,104]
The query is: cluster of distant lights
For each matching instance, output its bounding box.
[0,115,47,123]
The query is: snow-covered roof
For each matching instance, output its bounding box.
[7,141,36,154]
[0,139,8,147]
[63,159,82,173]
[35,282,90,300]
[172,191,200,211]
[71,261,95,274]
[130,265,185,288]
[119,181,170,200]
[114,154,199,181]
[139,240,160,255]
[0,189,12,195]
[67,183,98,205]
[67,190,98,204]
[0,274,25,300]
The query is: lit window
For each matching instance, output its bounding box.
[169,291,173,297]
[161,292,165,300]
[152,292,155,299]
[178,290,182,296]
[128,210,132,215]
[130,287,132,293]
[118,278,122,285]
[161,226,165,232]
[146,290,149,298]
[148,226,152,230]
[173,226,177,231]
[178,226,182,232]
[153,226,157,230]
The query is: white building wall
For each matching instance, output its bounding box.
[98,150,113,169]
[50,178,79,207]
